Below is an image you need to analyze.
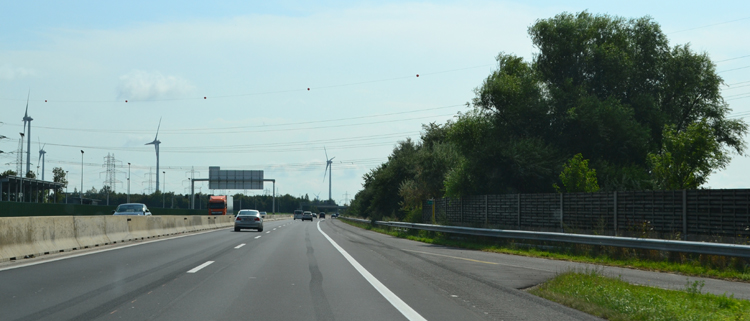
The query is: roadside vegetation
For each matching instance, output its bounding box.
[340,219,750,282]
[530,269,750,321]
[346,11,747,224]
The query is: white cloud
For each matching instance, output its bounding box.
[0,64,37,80]
[116,70,194,100]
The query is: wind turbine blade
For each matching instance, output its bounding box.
[323,163,329,181]
[330,157,335,161]
[324,146,328,160]
[24,90,30,117]
[155,117,162,140]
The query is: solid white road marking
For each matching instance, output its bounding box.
[317,221,427,321]
[187,261,215,273]
[234,244,246,249]
[255,236,261,239]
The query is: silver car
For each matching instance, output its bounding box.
[234,210,263,232]
[112,203,152,216]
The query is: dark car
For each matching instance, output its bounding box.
[319,212,326,219]
[112,203,151,216]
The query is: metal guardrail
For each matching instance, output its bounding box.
[340,217,750,258]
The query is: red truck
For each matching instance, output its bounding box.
[208,195,234,215]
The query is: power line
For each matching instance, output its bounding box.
[717,65,750,73]
[668,16,750,34]
[715,55,750,63]
[0,104,465,134]
[723,84,750,90]
[726,81,750,86]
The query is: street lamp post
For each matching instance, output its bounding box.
[80,150,84,204]
[127,163,131,203]
[162,171,166,208]
[65,170,69,204]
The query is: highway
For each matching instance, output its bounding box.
[0,217,602,321]
[3,217,748,321]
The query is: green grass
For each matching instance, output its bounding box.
[339,219,750,282]
[530,270,750,321]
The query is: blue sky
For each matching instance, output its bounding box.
[1,1,749,203]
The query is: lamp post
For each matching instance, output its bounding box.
[162,171,166,208]
[127,162,131,203]
[80,150,84,204]
[65,170,69,204]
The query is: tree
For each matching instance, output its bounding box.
[554,154,600,193]
[26,170,36,179]
[1,170,17,178]
[526,11,744,190]
[52,167,68,202]
[648,122,730,190]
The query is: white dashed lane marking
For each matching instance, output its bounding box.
[266,231,271,234]
[234,244,246,249]
[255,236,261,239]
[187,261,214,273]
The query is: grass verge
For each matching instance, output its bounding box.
[338,219,750,282]
[530,269,750,321]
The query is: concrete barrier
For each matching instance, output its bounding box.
[33,216,80,255]
[127,216,155,240]
[0,217,38,261]
[74,216,112,248]
[0,215,290,262]
[104,216,133,243]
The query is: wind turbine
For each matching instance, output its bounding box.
[38,138,46,181]
[146,118,162,192]
[323,147,335,202]
[22,91,32,177]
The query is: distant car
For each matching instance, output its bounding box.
[294,210,303,220]
[259,211,267,218]
[319,212,326,219]
[302,211,313,221]
[235,210,263,232]
[312,213,317,218]
[332,213,339,218]
[112,203,151,216]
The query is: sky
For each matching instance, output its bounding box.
[1,0,749,204]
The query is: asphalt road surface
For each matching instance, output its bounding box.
[1,218,605,321]
[3,217,745,321]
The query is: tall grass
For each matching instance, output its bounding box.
[531,269,750,321]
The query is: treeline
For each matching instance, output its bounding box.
[1,168,317,213]
[349,12,747,221]
[60,189,311,213]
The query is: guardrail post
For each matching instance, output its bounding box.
[517,194,521,230]
[484,195,488,228]
[560,193,564,232]
[460,197,463,223]
[683,189,687,240]
[613,191,618,236]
